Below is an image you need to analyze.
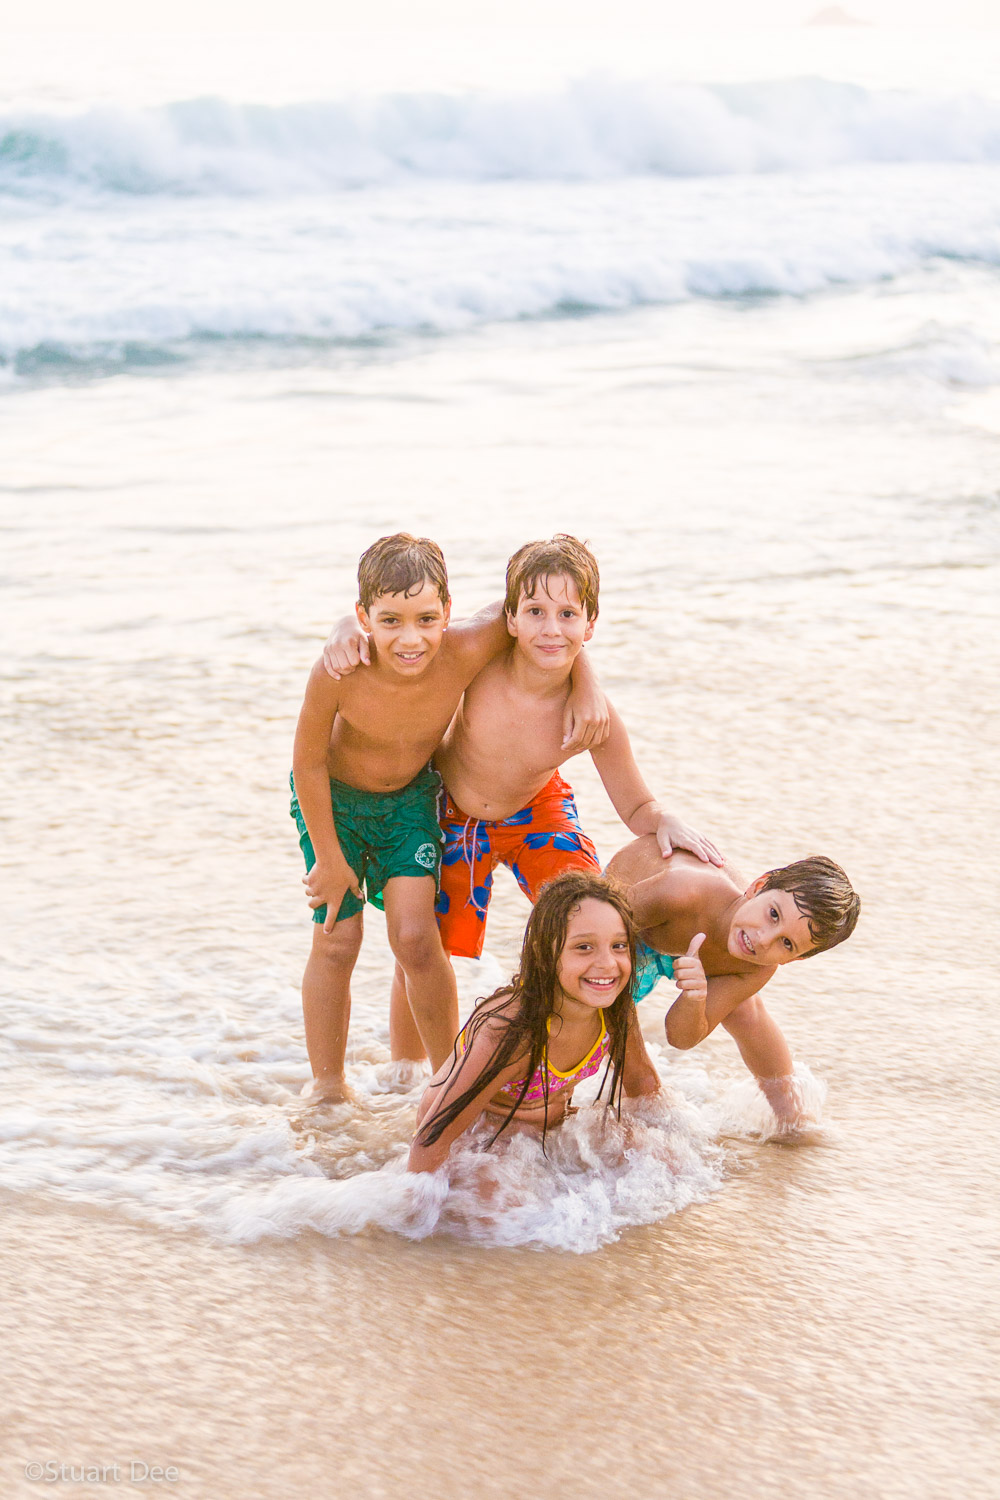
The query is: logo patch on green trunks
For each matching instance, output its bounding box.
[414,842,438,870]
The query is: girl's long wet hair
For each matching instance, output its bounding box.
[416,870,638,1151]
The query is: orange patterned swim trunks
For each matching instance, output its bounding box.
[435,771,600,958]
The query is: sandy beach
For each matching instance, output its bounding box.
[3,19,1000,1495]
[4,305,999,1494]
[4,1047,996,1500]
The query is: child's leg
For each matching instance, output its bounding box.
[301,913,364,1102]
[382,876,458,1072]
[389,960,427,1062]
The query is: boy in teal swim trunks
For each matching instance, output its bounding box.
[292,533,606,1103]
[607,836,860,1129]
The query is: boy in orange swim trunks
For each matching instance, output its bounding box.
[434,767,599,959]
[326,535,720,1060]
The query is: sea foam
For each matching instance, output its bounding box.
[211,1081,728,1253]
[2,74,999,376]
[0,964,820,1251]
[2,181,998,377]
[4,78,1000,196]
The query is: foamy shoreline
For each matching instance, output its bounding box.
[6,1082,994,1500]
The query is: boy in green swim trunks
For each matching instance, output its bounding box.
[606,836,860,1130]
[292,532,606,1103]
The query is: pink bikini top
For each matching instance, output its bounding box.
[461,1010,610,1110]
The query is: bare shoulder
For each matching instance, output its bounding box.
[463,990,519,1040]
[608,835,705,889]
[299,655,344,713]
[670,852,736,894]
[608,839,735,935]
[455,993,528,1077]
[447,642,509,696]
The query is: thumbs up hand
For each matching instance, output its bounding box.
[672,933,707,1007]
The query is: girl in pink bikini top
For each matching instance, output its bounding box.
[487,1008,610,1110]
[409,870,662,1173]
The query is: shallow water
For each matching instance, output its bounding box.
[3,21,1000,1498]
[3,293,999,1492]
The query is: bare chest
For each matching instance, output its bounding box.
[463,679,572,775]
[337,669,462,751]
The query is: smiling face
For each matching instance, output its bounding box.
[728,881,814,967]
[556,897,631,1011]
[506,573,594,672]
[357,581,451,677]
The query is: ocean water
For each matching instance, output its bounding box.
[2,24,1000,1499]
[3,28,1000,376]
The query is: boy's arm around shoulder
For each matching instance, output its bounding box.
[563,646,610,751]
[441,606,610,748]
[323,611,371,679]
[442,599,510,680]
[291,660,362,931]
[407,1010,524,1173]
[589,706,722,864]
[321,600,510,681]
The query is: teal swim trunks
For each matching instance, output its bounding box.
[634,941,675,1002]
[290,765,443,925]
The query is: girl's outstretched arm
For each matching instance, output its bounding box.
[407,1012,526,1174]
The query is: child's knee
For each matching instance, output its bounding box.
[388,919,443,973]
[311,917,363,967]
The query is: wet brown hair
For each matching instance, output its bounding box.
[416,871,636,1151]
[760,855,860,957]
[357,533,449,612]
[504,534,600,621]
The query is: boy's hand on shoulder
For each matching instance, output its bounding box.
[303,858,363,933]
[323,617,371,680]
[655,813,723,866]
[672,933,708,1006]
[562,679,611,752]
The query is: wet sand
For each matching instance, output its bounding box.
[4,1075,995,1500]
[3,306,1000,1496]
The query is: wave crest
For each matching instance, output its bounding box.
[4,77,1000,196]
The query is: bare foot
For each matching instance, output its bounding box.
[299,1075,358,1108]
[373,1058,430,1095]
[771,1113,822,1144]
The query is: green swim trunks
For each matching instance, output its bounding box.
[289,765,443,925]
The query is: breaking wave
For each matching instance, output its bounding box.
[4,77,1000,196]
